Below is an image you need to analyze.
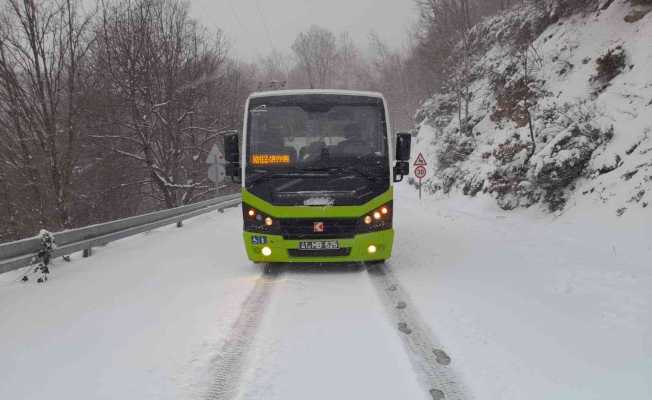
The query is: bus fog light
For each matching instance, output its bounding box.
[367,245,377,254]
[261,246,272,257]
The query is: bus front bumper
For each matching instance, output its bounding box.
[243,229,394,263]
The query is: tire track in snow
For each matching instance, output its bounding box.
[204,271,279,400]
[366,263,470,400]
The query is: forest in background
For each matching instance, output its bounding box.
[0,0,571,241]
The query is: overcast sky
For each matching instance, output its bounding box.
[187,0,418,60]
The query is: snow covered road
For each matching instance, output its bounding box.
[232,267,430,400]
[0,210,259,400]
[1,187,650,399]
[0,206,459,400]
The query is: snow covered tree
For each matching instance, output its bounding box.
[291,26,338,89]
[0,0,253,241]
[256,50,291,90]
[90,0,242,208]
[0,0,92,235]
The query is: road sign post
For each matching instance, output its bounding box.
[413,153,428,200]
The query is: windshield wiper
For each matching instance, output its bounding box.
[297,165,384,181]
[247,168,317,185]
[246,169,284,185]
[295,166,332,172]
[339,165,385,181]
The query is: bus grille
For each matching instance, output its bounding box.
[288,248,352,257]
[280,218,358,240]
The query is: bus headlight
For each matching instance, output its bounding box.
[261,246,272,257]
[243,203,281,234]
[357,202,393,233]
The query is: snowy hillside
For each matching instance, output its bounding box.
[414,0,652,216]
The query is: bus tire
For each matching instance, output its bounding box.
[263,263,280,275]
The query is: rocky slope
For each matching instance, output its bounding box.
[413,0,652,217]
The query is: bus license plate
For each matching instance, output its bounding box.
[299,241,339,250]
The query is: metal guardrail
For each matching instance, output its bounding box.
[0,193,241,275]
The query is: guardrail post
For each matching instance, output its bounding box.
[83,248,92,258]
[176,220,183,228]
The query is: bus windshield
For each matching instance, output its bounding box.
[246,97,388,172]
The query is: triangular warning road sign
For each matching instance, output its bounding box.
[414,152,427,167]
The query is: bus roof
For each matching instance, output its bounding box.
[248,89,385,100]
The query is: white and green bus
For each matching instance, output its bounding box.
[223,90,411,263]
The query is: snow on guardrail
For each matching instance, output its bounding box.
[0,193,241,275]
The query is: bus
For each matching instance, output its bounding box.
[223,90,411,264]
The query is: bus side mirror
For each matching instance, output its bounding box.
[225,163,241,182]
[394,133,411,182]
[224,133,240,163]
[224,133,241,181]
[395,133,411,161]
[393,161,409,182]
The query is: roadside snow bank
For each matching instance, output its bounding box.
[391,185,652,400]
